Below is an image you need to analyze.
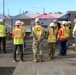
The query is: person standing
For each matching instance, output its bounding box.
[66,21,71,49]
[20,22,26,49]
[12,20,24,62]
[46,23,57,60]
[58,21,70,56]
[72,18,76,38]
[72,18,76,48]
[32,18,45,62]
[0,19,6,53]
[53,20,58,33]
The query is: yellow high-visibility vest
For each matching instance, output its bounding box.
[73,24,76,35]
[0,24,6,37]
[13,28,24,44]
[32,25,43,39]
[60,28,70,38]
[55,24,58,33]
[47,28,57,42]
[66,26,70,37]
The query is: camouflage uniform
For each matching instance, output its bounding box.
[47,43,56,59]
[46,25,57,60]
[31,24,45,62]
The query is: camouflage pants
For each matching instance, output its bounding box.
[48,43,56,55]
[32,41,43,57]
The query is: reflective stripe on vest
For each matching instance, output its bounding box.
[20,26,26,37]
[13,28,23,44]
[66,27,70,37]
[55,24,58,32]
[47,28,56,42]
[0,25,6,37]
[33,25,43,39]
[60,28,70,38]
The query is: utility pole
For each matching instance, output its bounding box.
[3,0,5,16]
[7,9,9,16]
[43,8,45,14]
[19,9,21,14]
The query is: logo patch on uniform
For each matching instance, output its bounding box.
[36,27,41,31]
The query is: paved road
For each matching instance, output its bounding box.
[0,36,76,75]
[13,50,76,75]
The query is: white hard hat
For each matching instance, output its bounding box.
[49,23,55,27]
[72,43,76,47]
[53,19,57,23]
[21,22,24,25]
[68,21,71,24]
[65,21,68,25]
[15,20,21,25]
[35,18,40,22]
[62,21,66,25]
[0,19,4,23]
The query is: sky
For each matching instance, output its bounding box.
[0,0,76,16]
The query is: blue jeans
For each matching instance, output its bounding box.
[24,39,26,48]
[59,40,67,55]
[66,40,69,49]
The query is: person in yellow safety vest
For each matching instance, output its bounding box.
[53,19,60,44]
[72,18,76,38]
[68,21,71,30]
[46,23,57,60]
[53,19,58,33]
[32,18,45,62]
[16,22,26,55]
[20,22,26,49]
[66,21,71,49]
[72,18,76,47]
[0,19,7,53]
[58,21,70,56]
[12,20,24,62]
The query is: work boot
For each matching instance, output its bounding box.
[51,54,54,59]
[39,55,43,62]
[48,53,52,60]
[33,55,37,63]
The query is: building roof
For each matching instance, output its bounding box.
[52,14,64,18]
[36,13,56,19]
[57,14,68,21]
[26,14,40,18]
[12,14,30,19]
[12,13,64,19]
[0,14,6,19]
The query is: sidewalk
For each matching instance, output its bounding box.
[13,50,76,75]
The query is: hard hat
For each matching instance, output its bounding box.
[53,19,57,23]
[49,23,55,27]
[68,21,71,24]
[15,20,21,25]
[21,22,24,25]
[35,18,40,22]
[65,21,68,25]
[62,21,66,25]
[0,19,4,23]
[72,43,76,47]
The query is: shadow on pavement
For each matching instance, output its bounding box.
[0,67,15,75]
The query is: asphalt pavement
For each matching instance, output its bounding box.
[0,36,76,75]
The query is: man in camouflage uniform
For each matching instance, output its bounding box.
[31,18,45,62]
